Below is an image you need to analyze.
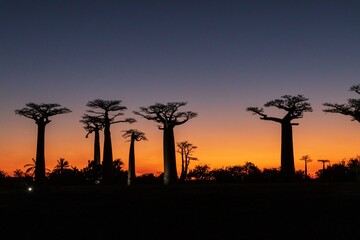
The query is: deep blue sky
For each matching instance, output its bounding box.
[1,0,360,174]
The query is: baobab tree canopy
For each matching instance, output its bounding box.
[86,99,136,124]
[80,114,104,138]
[122,129,147,142]
[323,84,360,122]
[133,102,198,128]
[247,95,313,122]
[15,103,71,125]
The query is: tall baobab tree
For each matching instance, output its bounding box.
[318,159,330,171]
[247,95,313,180]
[15,103,71,186]
[134,102,198,185]
[323,84,360,122]
[122,129,147,186]
[80,114,104,165]
[300,155,312,179]
[177,141,198,181]
[85,99,135,184]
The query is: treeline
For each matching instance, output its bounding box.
[1,156,360,189]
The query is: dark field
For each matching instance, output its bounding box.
[1,182,360,239]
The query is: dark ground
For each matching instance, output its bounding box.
[1,182,360,240]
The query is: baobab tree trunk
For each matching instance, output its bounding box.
[127,136,136,186]
[102,122,114,184]
[35,123,46,186]
[281,122,295,180]
[94,129,100,165]
[179,152,186,181]
[163,127,177,185]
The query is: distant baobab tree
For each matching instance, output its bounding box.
[80,114,104,165]
[15,103,71,186]
[318,159,330,171]
[122,129,147,186]
[300,155,312,179]
[323,84,360,122]
[134,102,198,185]
[85,99,135,184]
[247,95,313,180]
[177,141,198,181]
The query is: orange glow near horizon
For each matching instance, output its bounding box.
[1,105,359,178]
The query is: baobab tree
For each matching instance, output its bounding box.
[15,103,71,186]
[80,114,104,165]
[134,102,198,185]
[318,159,330,171]
[247,95,313,180]
[323,84,360,122]
[85,99,135,184]
[122,129,147,186]
[300,155,312,179]
[177,141,198,181]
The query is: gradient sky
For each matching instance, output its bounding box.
[1,0,360,177]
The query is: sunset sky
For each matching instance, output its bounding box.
[1,0,360,177]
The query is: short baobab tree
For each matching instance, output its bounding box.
[122,129,147,186]
[300,155,312,179]
[318,159,330,171]
[134,102,198,185]
[247,95,313,180]
[15,103,71,186]
[80,114,104,165]
[85,99,135,184]
[323,84,360,122]
[177,141,198,181]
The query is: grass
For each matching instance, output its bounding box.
[1,182,360,239]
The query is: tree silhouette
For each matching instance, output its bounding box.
[300,155,312,179]
[24,158,37,177]
[80,114,104,165]
[122,129,147,185]
[247,95,313,180]
[318,159,330,171]
[53,158,70,174]
[85,99,135,184]
[323,84,360,122]
[15,103,71,186]
[177,141,198,181]
[134,102,198,185]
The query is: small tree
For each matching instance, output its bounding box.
[323,84,360,122]
[318,159,330,171]
[188,164,211,181]
[300,155,312,179]
[122,129,147,185]
[177,141,198,181]
[247,95,313,180]
[85,99,135,184]
[15,103,71,186]
[134,102,198,185]
[53,158,70,175]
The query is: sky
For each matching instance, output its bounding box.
[1,0,360,177]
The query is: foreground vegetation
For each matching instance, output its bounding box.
[1,156,360,190]
[1,182,360,239]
